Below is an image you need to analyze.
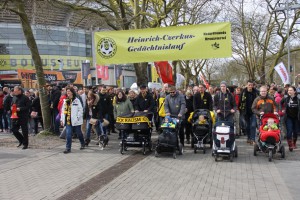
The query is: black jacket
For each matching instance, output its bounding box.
[84,96,103,121]
[185,96,194,118]
[213,91,236,118]
[193,92,213,111]
[51,88,61,110]
[280,95,300,120]
[3,94,13,112]
[12,93,31,119]
[134,92,155,112]
[239,88,258,115]
[31,97,42,117]
[98,93,112,115]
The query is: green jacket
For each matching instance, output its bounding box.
[113,98,134,119]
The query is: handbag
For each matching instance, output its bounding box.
[102,118,110,127]
[30,111,38,118]
[89,118,98,125]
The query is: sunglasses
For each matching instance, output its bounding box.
[170,91,175,94]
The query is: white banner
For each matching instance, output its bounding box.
[274,62,290,84]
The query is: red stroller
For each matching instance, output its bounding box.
[253,113,285,161]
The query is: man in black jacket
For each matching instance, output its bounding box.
[239,80,258,144]
[134,85,155,113]
[134,85,155,136]
[213,81,236,122]
[193,84,213,111]
[11,86,31,149]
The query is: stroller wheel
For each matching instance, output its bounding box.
[253,143,258,156]
[178,143,183,155]
[148,140,153,152]
[120,140,125,155]
[191,138,194,148]
[229,153,234,162]
[203,148,206,154]
[268,150,273,162]
[235,146,238,158]
[280,145,285,158]
[173,151,177,159]
[155,150,159,157]
[142,142,146,155]
[194,146,197,154]
[214,154,218,162]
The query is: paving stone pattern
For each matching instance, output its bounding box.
[0,132,299,200]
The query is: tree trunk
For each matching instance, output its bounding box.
[16,0,51,131]
[133,62,148,86]
[258,64,266,84]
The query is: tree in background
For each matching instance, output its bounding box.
[0,0,51,132]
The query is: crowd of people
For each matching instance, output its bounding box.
[1,80,300,153]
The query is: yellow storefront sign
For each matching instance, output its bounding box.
[94,22,231,65]
[0,55,92,70]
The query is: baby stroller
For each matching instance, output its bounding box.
[253,113,285,162]
[191,109,213,154]
[155,116,183,159]
[117,112,152,155]
[212,121,238,162]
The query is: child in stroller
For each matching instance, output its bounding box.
[254,113,285,161]
[155,116,183,159]
[191,109,212,154]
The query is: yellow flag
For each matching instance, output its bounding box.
[94,22,231,65]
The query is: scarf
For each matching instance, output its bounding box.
[64,98,73,125]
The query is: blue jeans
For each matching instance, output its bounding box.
[85,117,104,140]
[53,109,60,134]
[102,114,109,135]
[245,114,257,141]
[66,125,85,150]
[6,112,11,130]
[286,117,300,140]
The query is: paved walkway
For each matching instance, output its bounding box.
[0,132,299,200]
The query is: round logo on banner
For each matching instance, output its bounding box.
[97,37,117,59]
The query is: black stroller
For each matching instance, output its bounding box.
[116,112,152,155]
[155,116,183,159]
[191,109,213,154]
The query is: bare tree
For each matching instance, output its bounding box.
[51,0,184,86]
[1,0,51,132]
[225,0,300,84]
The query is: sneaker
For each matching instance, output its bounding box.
[22,146,28,150]
[80,145,85,150]
[63,149,71,154]
[247,139,251,144]
[250,140,255,145]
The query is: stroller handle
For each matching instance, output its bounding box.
[167,114,182,119]
[259,113,280,120]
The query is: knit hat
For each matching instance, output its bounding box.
[220,81,227,86]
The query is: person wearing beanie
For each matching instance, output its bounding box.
[213,81,236,123]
